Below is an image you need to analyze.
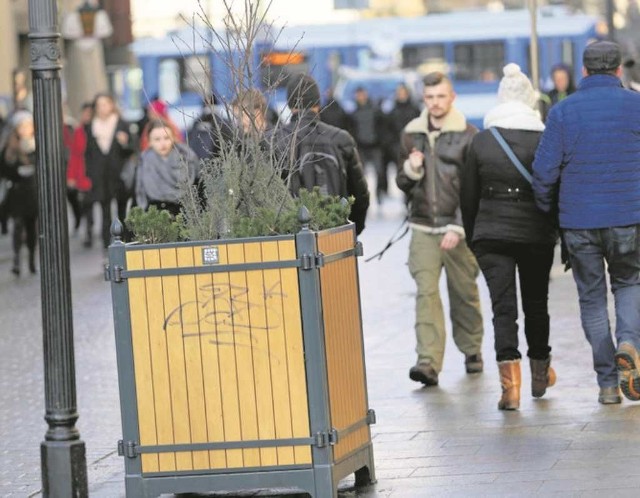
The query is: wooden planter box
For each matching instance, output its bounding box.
[106,223,376,497]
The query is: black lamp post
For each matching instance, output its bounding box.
[28,0,88,496]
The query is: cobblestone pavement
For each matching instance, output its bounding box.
[1,192,640,497]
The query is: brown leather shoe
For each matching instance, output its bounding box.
[465,353,484,374]
[498,360,521,410]
[409,363,438,386]
[530,356,556,398]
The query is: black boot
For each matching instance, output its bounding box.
[28,250,36,274]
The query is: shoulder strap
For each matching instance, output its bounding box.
[489,127,532,184]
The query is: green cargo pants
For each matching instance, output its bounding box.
[408,230,484,372]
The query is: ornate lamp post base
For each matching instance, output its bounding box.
[41,441,88,496]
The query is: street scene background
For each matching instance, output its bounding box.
[2,190,640,497]
[3,0,640,497]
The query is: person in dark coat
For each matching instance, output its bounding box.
[460,63,557,411]
[1,111,38,275]
[533,41,640,405]
[279,74,370,235]
[350,87,386,202]
[539,63,576,121]
[84,93,133,249]
[384,83,421,171]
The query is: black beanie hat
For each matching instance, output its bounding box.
[287,74,321,111]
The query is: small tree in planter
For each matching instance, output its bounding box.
[109,2,375,497]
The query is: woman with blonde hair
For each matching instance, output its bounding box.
[84,93,133,250]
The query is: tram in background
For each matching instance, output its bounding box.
[116,6,600,131]
[394,6,600,127]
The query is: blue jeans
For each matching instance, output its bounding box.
[564,225,640,388]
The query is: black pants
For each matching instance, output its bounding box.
[12,215,37,266]
[67,188,83,231]
[95,197,129,249]
[474,240,555,362]
[359,146,385,196]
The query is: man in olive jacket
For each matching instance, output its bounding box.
[396,72,484,386]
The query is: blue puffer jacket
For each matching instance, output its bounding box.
[533,74,640,229]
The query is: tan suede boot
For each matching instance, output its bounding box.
[530,357,556,398]
[498,360,521,410]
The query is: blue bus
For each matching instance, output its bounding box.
[388,6,600,127]
[121,6,599,131]
[123,22,373,130]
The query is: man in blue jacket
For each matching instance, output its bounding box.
[533,41,640,405]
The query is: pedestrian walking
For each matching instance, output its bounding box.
[533,41,640,405]
[135,119,198,217]
[84,93,133,250]
[0,111,38,276]
[539,63,576,121]
[397,72,484,387]
[66,102,93,245]
[279,74,370,235]
[384,83,420,170]
[460,63,557,410]
[350,87,386,203]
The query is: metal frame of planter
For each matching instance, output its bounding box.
[106,221,375,498]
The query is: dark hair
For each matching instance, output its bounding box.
[422,72,451,87]
[286,74,321,111]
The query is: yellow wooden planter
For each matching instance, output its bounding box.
[107,223,375,498]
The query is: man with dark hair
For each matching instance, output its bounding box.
[281,74,369,234]
[534,41,640,405]
[350,86,386,203]
[397,72,484,386]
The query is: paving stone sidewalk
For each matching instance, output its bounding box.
[1,196,640,497]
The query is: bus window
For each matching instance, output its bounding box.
[261,51,309,89]
[454,42,504,81]
[183,55,211,95]
[158,58,181,103]
[401,44,446,74]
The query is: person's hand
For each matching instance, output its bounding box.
[440,231,460,251]
[408,148,424,174]
[116,131,129,146]
[67,179,76,188]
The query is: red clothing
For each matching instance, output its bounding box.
[65,125,92,192]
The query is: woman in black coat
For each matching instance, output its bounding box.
[84,93,133,249]
[1,111,38,275]
[460,64,557,411]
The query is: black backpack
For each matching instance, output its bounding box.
[293,140,347,197]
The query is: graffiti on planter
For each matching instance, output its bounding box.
[162,281,289,352]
